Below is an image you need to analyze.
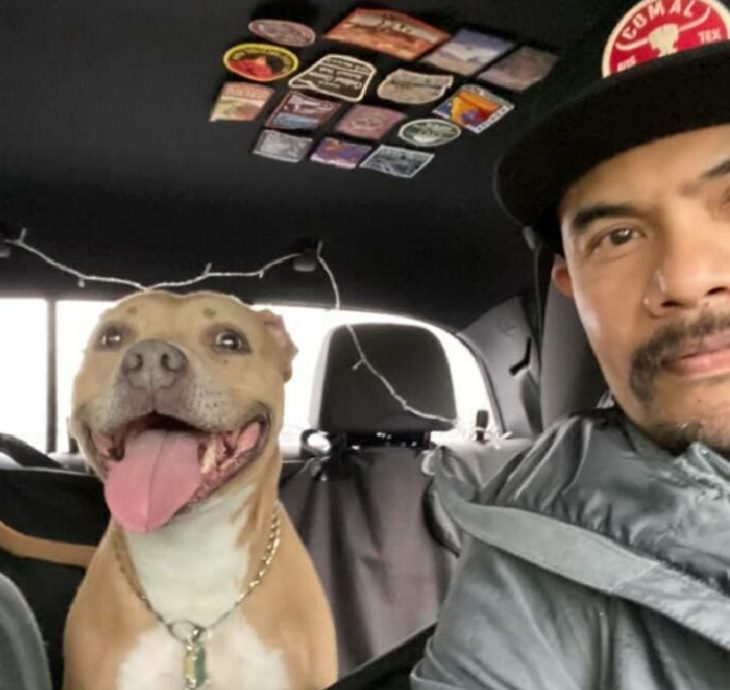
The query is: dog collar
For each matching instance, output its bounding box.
[113,502,282,689]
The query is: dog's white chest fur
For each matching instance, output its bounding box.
[117,490,289,690]
[124,492,251,625]
[117,617,289,690]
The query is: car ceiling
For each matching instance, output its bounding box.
[0,0,623,330]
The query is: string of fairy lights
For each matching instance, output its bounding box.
[5,230,508,445]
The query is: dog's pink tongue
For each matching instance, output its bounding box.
[104,430,203,533]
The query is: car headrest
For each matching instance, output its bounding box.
[539,282,607,428]
[310,324,456,434]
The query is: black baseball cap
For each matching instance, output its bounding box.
[495,0,730,252]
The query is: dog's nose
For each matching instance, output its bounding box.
[121,339,188,390]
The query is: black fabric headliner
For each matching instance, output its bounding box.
[0,0,621,329]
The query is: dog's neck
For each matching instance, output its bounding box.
[121,484,269,628]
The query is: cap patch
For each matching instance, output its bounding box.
[602,0,730,76]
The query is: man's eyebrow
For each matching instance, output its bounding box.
[568,203,640,236]
[702,157,730,180]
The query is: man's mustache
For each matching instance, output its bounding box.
[630,311,730,404]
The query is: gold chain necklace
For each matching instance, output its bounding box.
[114,502,282,689]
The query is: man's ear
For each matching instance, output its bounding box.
[258,309,298,381]
[551,256,574,299]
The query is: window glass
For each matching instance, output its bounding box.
[0,299,48,451]
[56,300,114,450]
[35,299,489,453]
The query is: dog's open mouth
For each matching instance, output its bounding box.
[90,410,270,534]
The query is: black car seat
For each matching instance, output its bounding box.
[279,323,461,676]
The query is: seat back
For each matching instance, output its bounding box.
[281,447,457,675]
[310,323,456,435]
[282,323,460,675]
[539,282,607,428]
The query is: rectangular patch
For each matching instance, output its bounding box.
[310,137,372,170]
[360,145,434,178]
[335,105,405,140]
[422,28,513,76]
[433,84,514,134]
[266,91,342,130]
[478,46,558,92]
[209,82,274,122]
[252,130,313,162]
[326,8,449,60]
[288,54,376,102]
[377,69,454,105]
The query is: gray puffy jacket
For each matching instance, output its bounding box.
[412,410,730,690]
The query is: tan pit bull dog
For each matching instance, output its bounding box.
[63,291,337,690]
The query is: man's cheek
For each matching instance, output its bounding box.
[577,301,636,388]
[573,296,603,340]
[572,282,624,352]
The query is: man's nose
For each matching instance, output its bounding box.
[642,215,730,317]
[121,339,188,390]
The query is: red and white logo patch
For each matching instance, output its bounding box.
[602,0,730,76]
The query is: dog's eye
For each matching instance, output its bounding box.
[213,330,249,352]
[98,326,125,349]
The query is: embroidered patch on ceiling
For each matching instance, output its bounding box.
[398,119,461,148]
[209,83,274,122]
[325,8,449,60]
[433,84,514,134]
[360,145,434,178]
[477,46,558,92]
[248,19,316,48]
[289,54,376,102]
[335,105,406,140]
[602,0,730,76]
[310,137,372,170]
[253,130,313,162]
[223,43,299,82]
[421,28,514,76]
[377,69,454,104]
[266,91,341,130]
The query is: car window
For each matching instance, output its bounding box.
[0,298,493,452]
[0,299,48,450]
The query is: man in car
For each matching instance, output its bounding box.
[412,0,730,688]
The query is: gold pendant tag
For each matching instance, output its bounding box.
[183,627,208,689]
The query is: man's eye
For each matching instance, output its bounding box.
[590,226,640,253]
[607,227,636,246]
[213,330,249,352]
[98,326,125,349]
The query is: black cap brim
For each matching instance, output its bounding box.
[495,41,730,253]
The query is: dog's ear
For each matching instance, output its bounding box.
[258,309,298,381]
